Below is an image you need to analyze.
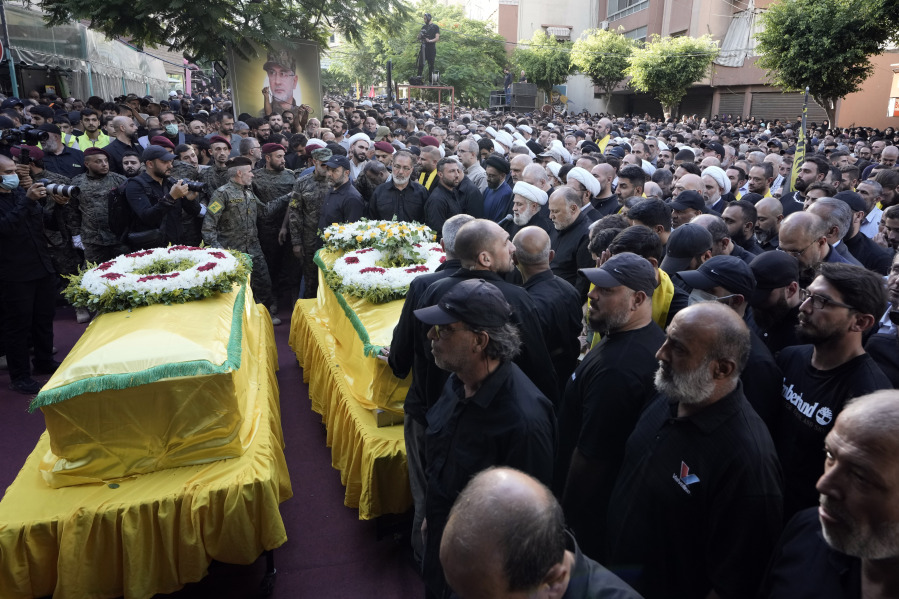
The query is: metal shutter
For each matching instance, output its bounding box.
[679,91,713,120]
[750,92,828,124]
[717,92,745,120]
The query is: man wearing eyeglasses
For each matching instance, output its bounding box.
[414,278,556,599]
[778,211,852,287]
[775,262,891,522]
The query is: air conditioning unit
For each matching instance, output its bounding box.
[600,20,610,30]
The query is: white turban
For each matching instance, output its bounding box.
[492,140,506,154]
[485,126,498,139]
[566,167,601,197]
[701,165,731,194]
[504,123,516,133]
[495,130,514,149]
[513,181,548,206]
[517,125,533,134]
[546,162,562,180]
[347,132,370,149]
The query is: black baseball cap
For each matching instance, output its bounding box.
[669,190,707,213]
[142,145,176,161]
[414,279,512,328]
[701,141,725,156]
[833,191,867,213]
[325,155,352,170]
[580,252,658,297]
[678,255,756,299]
[660,223,713,274]
[749,251,799,307]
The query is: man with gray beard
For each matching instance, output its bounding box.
[606,302,783,599]
[762,390,899,598]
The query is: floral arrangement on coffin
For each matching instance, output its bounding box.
[64,246,252,313]
[320,220,444,303]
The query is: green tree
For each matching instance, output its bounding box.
[38,0,410,63]
[755,0,899,125]
[387,3,506,106]
[328,32,392,94]
[570,29,635,105]
[321,67,354,96]
[625,34,719,119]
[512,31,572,101]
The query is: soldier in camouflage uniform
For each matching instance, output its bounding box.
[252,143,298,312]
[170,144,203,246]
[198,135,232,206]
[288,146,332,299]
[71,147,128,263]
[202,157,288,323]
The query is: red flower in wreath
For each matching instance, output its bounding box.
[344,256,360,264]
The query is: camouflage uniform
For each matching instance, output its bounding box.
[287,170,331,299]
[170,160,203,246]
[34,169,83,279]
[71,171,129,264]
[252,167,300,305]
[198,163,230,205]
[202,180,288,308]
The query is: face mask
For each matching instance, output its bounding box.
[0,174,19,190]
[165,124,179,136]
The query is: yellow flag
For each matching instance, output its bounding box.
[789,88,809,193]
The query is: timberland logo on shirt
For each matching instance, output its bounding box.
[816,406,834,426]
[782,380,819,419]
[672,461,700,495]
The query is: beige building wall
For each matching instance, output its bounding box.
[836,51,899,129]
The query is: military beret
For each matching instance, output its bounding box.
[209,135,232,149]
[420,135,439,147]
[374,141,395,154]
[10,145,44,161]
[225,156,253,168]
[83,147,110,159]
[150,135,176,149]
[261,143,284,154]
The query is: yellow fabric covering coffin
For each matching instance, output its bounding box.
[31,283,268,488]
[0,292,290,599]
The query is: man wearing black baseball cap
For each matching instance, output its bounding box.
[677,255,782,428]
[317,154,363,231]
[557,253,665,559]
[414,278,555,599]
[749,251,803,354]
[38,123,86,179]
[669,190,708,228]
[660,222,713,285]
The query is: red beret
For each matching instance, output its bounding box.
[10,145,44,161]
[83,147,110,159]
[420,135,439,147]
[261,143,284,154]
[209,135,232,150]
[373,141,395,154]
[150,136,176,149]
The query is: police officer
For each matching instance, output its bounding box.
[287,146,332,299]
[202,156,287,324]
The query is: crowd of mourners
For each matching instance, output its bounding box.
[2,86,899,599]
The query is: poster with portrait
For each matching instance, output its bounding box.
[227,40,322,121]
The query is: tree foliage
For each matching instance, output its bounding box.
[36,0,410,63]
[386,2,506,107]
[321,67,354,96]
[570,29,635,104]
[625,34,719,118]
[512,31,573,99]
[755,0,899,125]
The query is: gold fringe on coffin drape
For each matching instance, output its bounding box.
[0,299,291,599]
[289,298,411,519]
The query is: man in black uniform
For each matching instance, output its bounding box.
[425,158,465,237]
[415,278,556,599]
[38,123,85,179]
[440,467,641,599]
[0,157,58,394]
[317,155,364,230]
[775,263,892,520]
[512,226,581,396]
[416,13,440,83]
[606,302,784,598]
[558,252,665,560]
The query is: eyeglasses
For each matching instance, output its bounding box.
[778,240,818,258]
[798,288,855,311]
[432,323,471,340]
[688,288,740,306]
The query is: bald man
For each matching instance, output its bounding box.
[440,467,640,599]
[672,172,703,199]
[513,226,582,396]
[755,196,783,251]
[595,117,613,152]
[763,391,899,598]
[606,302,783,598]
[509,154,531,186]
[591,163,618,216]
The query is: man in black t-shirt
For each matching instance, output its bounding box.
[775,263,892,520]
[557,253,665,560]
[865,252,899,388]
[416,13,440,83]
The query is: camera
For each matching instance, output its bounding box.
[38,178,81,199]
[1,125,49,146]
[166,177,205,192]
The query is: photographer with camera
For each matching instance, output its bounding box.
[416,13,440,84]
[38,123,86,179]
[123,145,203,250]
[71,147,128,263]
[0,154,60,394]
